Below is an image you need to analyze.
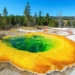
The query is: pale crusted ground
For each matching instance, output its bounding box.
[0,27,75,75]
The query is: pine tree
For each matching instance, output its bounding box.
[24,2,32,26]
[34,12,37,26]
[45,13,50,25]
[2,7,8,29]
[38,11,42,25]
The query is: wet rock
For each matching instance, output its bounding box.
[0,34,6,39]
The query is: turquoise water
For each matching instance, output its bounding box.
[3,35,55,53]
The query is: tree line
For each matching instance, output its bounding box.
[0,2,75,30]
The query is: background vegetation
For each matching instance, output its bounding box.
[0,2,75,30]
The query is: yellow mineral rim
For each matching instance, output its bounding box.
[0,32,75,74]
